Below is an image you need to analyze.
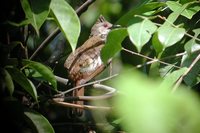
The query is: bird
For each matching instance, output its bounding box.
[64,15,114,116]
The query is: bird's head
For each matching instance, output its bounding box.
[90,15,113,39]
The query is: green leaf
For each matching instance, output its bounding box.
[157,26,185,48]
[163,2,190,27]
[22,60,57,90]
[159,65,175,78]
[160,67,187,89]
[180,0,197,4]
[152,32,164,54]
[3,69,14,96]
[50,0,80,52]
[7,19,30,27]
[184,28,200,54]
[167,1,200,19]
[21,0,50,35]
[117,2,166,26]
[101,28,128,64]
[181,53,200,86]
[6,67,38,102]
[128,18,157,52]
[24,110,54,133]
[149,62,161,78]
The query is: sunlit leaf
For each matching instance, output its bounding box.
[21,0,50,35]
[24,110,54,133]
[101,28,128,63]
[167,1,200,19]
[6,67,38,102]
[128,18,157,52]
[22,60,57,90]
[50,0,80,52]
[158,26,185,48]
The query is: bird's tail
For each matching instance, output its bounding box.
[72,85,84,116]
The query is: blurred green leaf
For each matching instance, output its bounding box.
[101,28,128,63]
[167,1,200,19]
[113,69,200,133]
[158,26,185,48]
[22,60,57,90]
[3,69,14,96]
[6,67,38,102]
[50,0,80,52]
[24,110,54,133]
[128,18,157,52]
[117,2,166,26]
[21,0,50,35]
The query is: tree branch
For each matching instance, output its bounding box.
[50,100,112,110]
[55,75,69,85]
[55,74,118,96]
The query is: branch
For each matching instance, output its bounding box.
[78,83,117,100]
[30,28,60,60]
[122,47,181,69]
[172,53,200,92]
[56,74,118,96]
[76,0,95,16]
[50,100,112,110]
[30,0,96,60]
[55,75,69,85]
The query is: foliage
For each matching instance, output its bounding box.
[0,0,200,133]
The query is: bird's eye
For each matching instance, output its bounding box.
[103,23,108,27]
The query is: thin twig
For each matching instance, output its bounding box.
[50,100,111,110]
[55,75,69,85]
[56,74,118,96]
[78,83,117,100]
[30,28,60,59]
[52,122,109,126]
[53,83,117,102]
[136,52,187,68]
[172,53,200,92]
[122,47,180,68]
[30,0,95,60]
[76,0,94,16]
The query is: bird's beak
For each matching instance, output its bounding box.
[111,24,121,29]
